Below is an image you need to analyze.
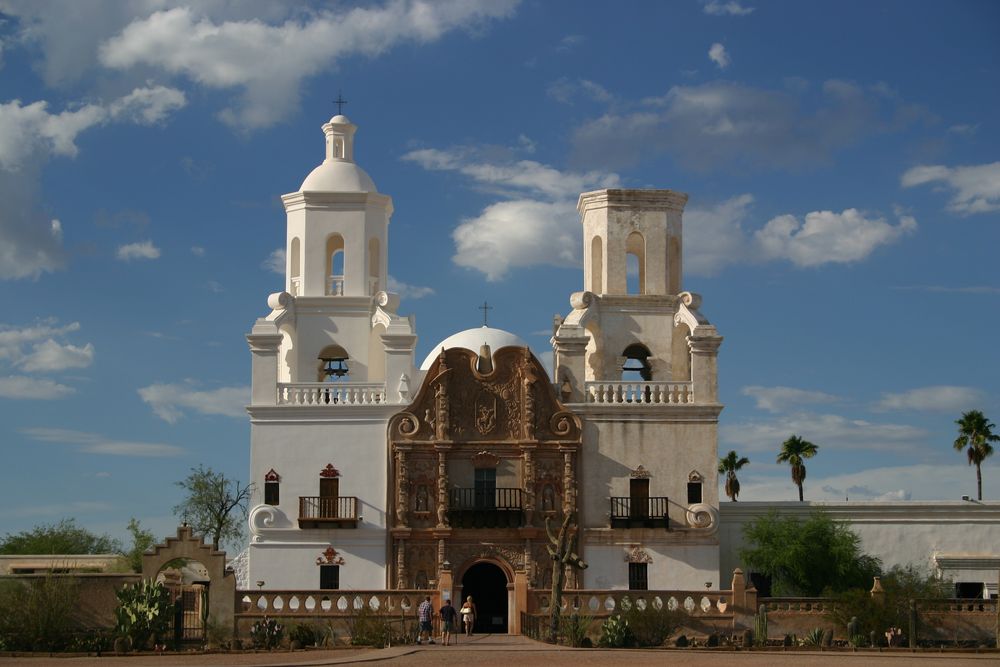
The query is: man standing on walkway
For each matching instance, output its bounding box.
[416,595,435,645]
[439,598,458,646]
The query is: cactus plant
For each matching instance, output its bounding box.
[741,628,753,648]
[753,603,768,646]
[821,628,833,647]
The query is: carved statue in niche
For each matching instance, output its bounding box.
[436,474,448,527]
[414,484,430,512]
[414,570,429,590]
[541,483,557,512]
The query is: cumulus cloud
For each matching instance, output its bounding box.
[0,320,92,397]
[98,2,518,129]
[754,208,916,267]
[116,240,161,261]
[720,411,927,453]
[138,382,248,423]
[19,339,94,372]
[684,194,755,275]
[262,247,285,275]
[387,275,434,299]
[876,385,989,413]
[901,161,1000,215]
[703,1,754,16]
[21,427,182,457]
[0,87,185,280]
[741,385,840,413]
[570,79,926,171]
[708,42,730,69]
[403,143,619,280]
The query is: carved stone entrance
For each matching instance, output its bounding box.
[460,561,510,633]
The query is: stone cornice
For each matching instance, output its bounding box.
[582,527,719,547]
[292,296,373,314]
[570,403,724,422]
[577,188,689,214]
[281,190,393,214]
[247,404,401,423]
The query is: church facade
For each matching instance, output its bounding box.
[245,114,725,630]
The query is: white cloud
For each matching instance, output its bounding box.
[0,375,75,399]
[387,275,434,299]
[876,386,989,413]
[754,208,916,267]
[946,124,979,136]
[138,382,248,423]
[720,411,928,453]
[107,84,186,125]
[703,1,754,16]
[555,34,585,53]
[708,42,730,69]
[263,247,285,275]
[901,162,1000,215]
[547,78,612,105]
[116,240,161,261]
[19,339,94,372]
[570,80,926,170]
[21,427,183,457]
[191,246,205,257]
[741,385,840,413]
[0,320,80,359]
[684,194,755,275]
[99,2,518,129]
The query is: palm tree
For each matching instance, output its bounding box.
[776,435,819,502]
[718,450,750,501]
[954,410,999,501]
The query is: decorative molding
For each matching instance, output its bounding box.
[630,465,651,479]
[315,546,345,566]
[626,546,653,563]
[688,470,703,483]
[471,450,501,468]
[320,463,341,478]
[264,468,281,483]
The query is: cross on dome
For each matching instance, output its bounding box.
[333,91,348,115]
[479,301,493,327]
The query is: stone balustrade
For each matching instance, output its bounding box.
[584,381,694,405]
[762,597,829,614]
[529,588,733,617]
[237,589,428,616]
[277,382,386,406]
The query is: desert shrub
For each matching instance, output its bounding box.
[114,579,173,651]
[204,615,231,649]
[348,606,393,647]
[0,574,82,651]
[249,616,284,650]
[624,604,686,647]
[597,615,632,648]
[559,612,593,647]
[288,622,318,647]
[801,627,825,646]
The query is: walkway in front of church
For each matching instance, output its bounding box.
[1,635,998,667]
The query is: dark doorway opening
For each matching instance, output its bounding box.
[460,562,508,634]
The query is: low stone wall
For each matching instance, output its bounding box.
[0,573,140,629]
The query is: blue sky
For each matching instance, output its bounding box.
[1,0,998,548]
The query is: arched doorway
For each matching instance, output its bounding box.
[460,561,509,633]
[155,558,209,644]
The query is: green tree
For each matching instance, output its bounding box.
[718,450,750,501]
[953,410,998,501]
[174,465,252,550]
[776,434,819,501]
[121,518,156,573]
[740,510,881,596]
[0,519,120,555]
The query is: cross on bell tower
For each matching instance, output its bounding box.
[479,301,493,327]
[333,91,348,115]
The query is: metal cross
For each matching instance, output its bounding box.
[479,301,493,327]
[333,91,348,115]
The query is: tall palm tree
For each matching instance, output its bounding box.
[776,435,819,502]
[718,450,750,501]
[954,410,999,501]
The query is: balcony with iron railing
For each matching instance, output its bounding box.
[448,488,523,529]
[610,496,670,529]
[298,496,359,529]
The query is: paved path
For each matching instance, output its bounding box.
[1,635,997,666]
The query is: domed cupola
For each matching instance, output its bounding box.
[299,114,378,193]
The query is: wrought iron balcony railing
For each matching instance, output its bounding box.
[610,496,670,529]
[448,488,523,528]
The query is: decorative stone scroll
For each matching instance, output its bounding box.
[316,546,345,566]
[320,463,341,478]
[630,465,651,479]
[471,450,501,468]
[627,546,652,564]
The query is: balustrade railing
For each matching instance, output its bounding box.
[298,496,358,521]
[449,487,523,510]
[610,496,669,528]
[585,381,693,405]
[327,275,345,296]
[528,589,733,617]
[237,589,428,617]
[277,382,386,406]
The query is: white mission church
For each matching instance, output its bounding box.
[243,114,999,632]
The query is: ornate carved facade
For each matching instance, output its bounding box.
[387,345,582,589]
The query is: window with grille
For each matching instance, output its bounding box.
[320,565,340,590]
[264,480,279,505]
[628,562,648,591]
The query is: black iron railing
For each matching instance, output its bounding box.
[448,488,523,528]
[610,496,669,528]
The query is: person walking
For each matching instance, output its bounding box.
[439,598,458,645]
[460,595,477,637]
[416,595,435,645]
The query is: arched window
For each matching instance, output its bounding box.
[317,344,350,383]
[333,137,344,159]
[325,234,345,295]
[621,343,653,381]
[264,469,280,505]
[626,231,645,295]
[590,236,603,294]
[290,238,301,295]
[368,237,380,295]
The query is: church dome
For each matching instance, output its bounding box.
[419,326,529,370]
[300,160,377,192]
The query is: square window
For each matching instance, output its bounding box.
[320,565,339,590]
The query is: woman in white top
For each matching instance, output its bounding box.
[460,595,477,637]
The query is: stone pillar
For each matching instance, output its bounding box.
[395,539,407,590]
[396,447,410,527]
[552,327,589,402]
[247,324,281,407]
[513,570,529,635]
[688,331,722,404]
[561,449,576,516]
[522,447,536,526]
[435,448,449,528]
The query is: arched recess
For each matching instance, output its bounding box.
[671,321,691,381]
[368,237,380,295]
[621,343,653,381]
[457,557,514,634]
[590,235,603,294]
[325,234,345,295]
[278,324,295,382]
[626,231,646,295]
[289,237,301,295]
[317,344,350,382]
